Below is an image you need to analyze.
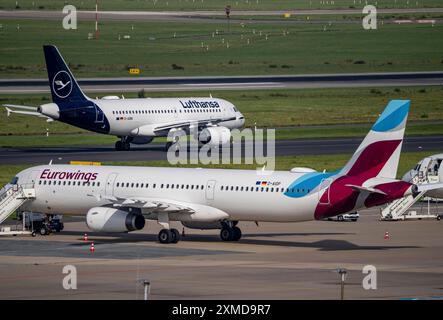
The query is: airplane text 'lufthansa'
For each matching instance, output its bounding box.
[179,100,220,109]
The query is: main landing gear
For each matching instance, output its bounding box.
[158,228,181,244]
[115,137,131,151]
[157,212,181,244]
[220,222,242,241]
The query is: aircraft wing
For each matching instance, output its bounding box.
[88,194,195,214]
[152,116,237,135]
[87,194,230,220]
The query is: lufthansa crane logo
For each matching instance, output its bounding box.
[52,70,73,99]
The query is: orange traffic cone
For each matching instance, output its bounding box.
[83,233,88,241]
[384,231,390,240]
[90,242,95,252]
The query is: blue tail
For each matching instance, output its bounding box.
[43,45,89,104]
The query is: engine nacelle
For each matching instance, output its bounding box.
[86,207,145,232]
[199,127,231,146]
[38,103,60,119]
[131,136,154,145]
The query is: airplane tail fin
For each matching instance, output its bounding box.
[340,100,410,180]
[43,45,89,104]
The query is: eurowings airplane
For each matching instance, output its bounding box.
[4,45,245,151]
[5,100,442,243]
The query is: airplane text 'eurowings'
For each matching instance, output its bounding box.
[40,169,98,182]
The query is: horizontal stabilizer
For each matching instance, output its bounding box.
[345,184,387,195]
[4,107,48,118]
[3,104,38,111]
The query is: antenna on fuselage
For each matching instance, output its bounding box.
[48,159,53,165]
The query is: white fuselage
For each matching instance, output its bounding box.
[95,97,244,137]
[17,165,317,223]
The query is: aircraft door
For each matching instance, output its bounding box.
[318,178,332,205]
[173,106,178,119]
[418,157,432,180]
[25,170,41,187]
[105,173,118,197]
[94,103,104,123]
[205,180,216,202]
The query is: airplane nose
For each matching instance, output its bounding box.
[237,115,245,127]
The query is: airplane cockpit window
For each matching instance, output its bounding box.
[10,176,18,185]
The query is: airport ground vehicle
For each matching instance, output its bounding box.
[327,212,359,222]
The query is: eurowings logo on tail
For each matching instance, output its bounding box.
[283,100,412,220]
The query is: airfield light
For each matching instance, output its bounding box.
[95,0,99,40]
[143,280,151,301]
[336,268,348,300]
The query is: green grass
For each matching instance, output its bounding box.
[0,86,442,147]
[1,120,443,147]
[1,19,443,78]
[0,151,432,186]
[4,0,443,11]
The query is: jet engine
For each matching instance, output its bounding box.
[38,103,60,119]
[199,127,231,146]
[130,136,154,145]
[86,207,145,232]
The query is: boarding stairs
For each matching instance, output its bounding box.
[381,174,428,221]
[0,184,35,225]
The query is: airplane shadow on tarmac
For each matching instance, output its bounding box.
[60,231,419,251]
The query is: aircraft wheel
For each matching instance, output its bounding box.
[39,227,47,236]
[171,228,180,243]
[115,141,123,151]
[232,226,242,241]
[158,229,173,244]
[123,142,131,151]
[165,141,173,152]
[220,227,234,241]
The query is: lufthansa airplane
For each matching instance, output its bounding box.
[4,45,245,151]
[5,100,442,243]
